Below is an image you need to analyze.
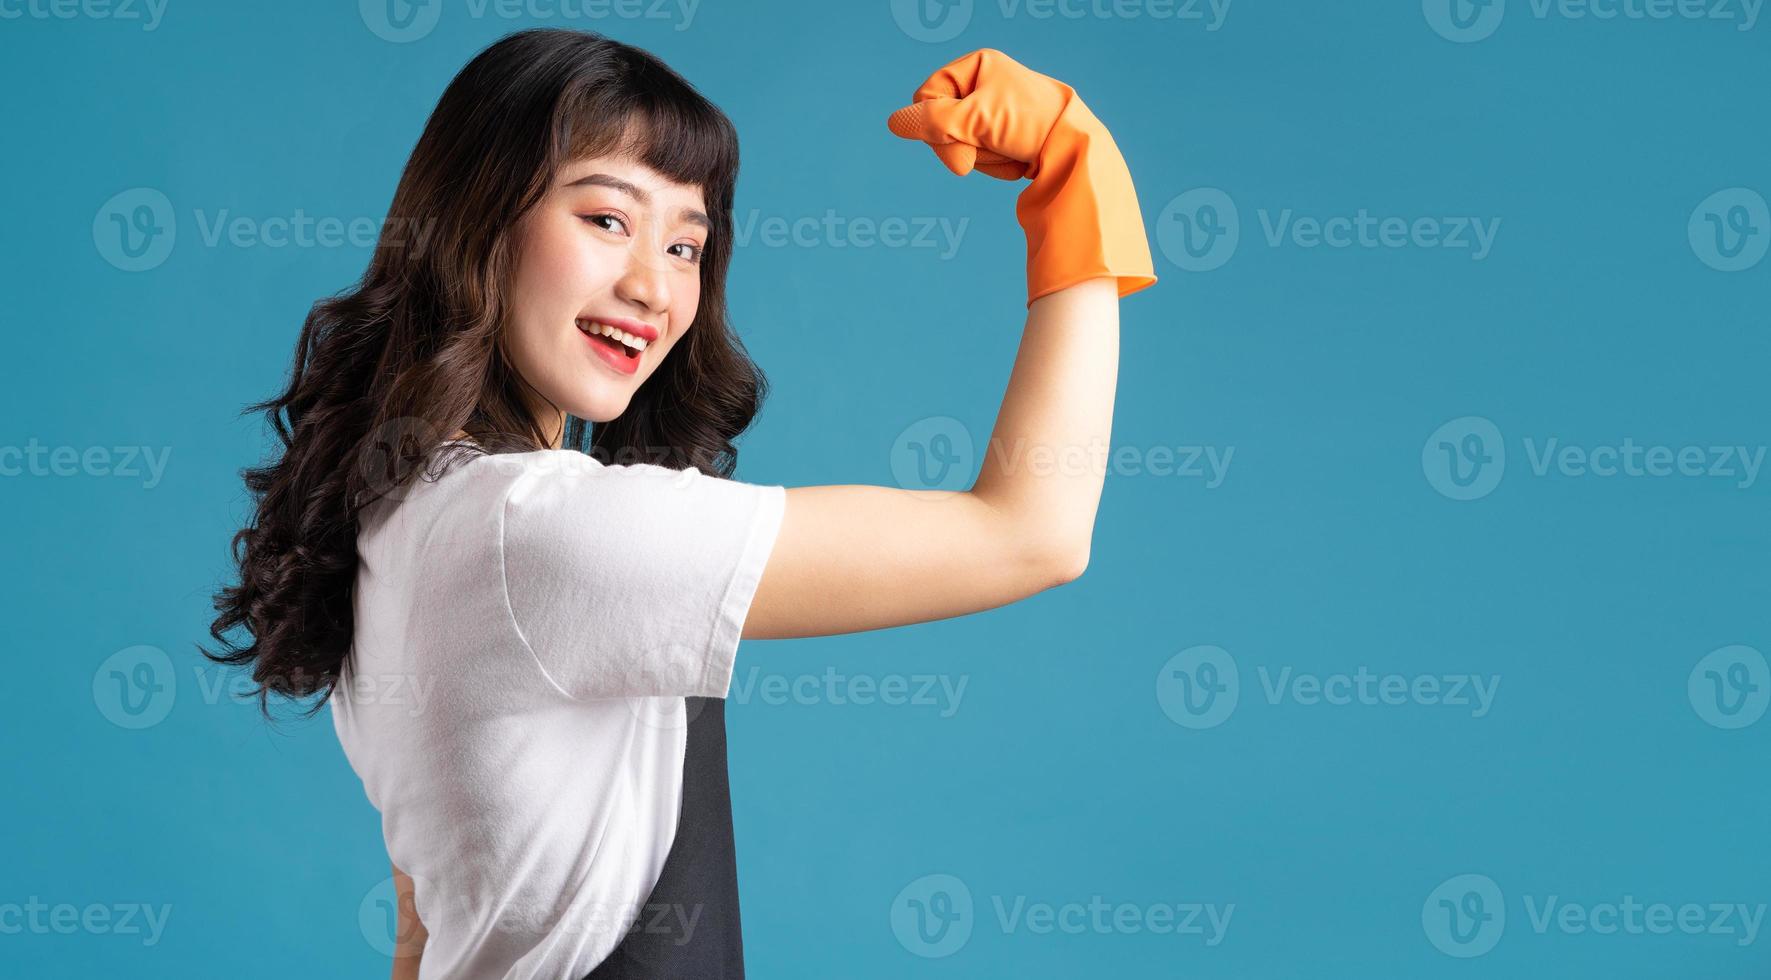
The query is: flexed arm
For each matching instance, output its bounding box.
[743,50,1156,640]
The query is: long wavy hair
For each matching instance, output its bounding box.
[202,28,765,721]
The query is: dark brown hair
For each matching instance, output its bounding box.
[202,28,765,720]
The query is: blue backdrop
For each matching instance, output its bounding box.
[4,0,1768,976]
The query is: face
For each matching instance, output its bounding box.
[503,152,709,433]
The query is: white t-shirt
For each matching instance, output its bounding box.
[330,441,786,979]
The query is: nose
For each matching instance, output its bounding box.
[612,233,671,316]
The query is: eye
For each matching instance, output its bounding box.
[580,212,627,235]
[670,242,705,264]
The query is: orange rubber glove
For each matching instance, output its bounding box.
[886,48,1158,307]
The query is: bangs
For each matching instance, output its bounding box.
[555,71,737,196]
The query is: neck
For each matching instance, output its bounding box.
[539,410,565,449]
[451,412,565,449]
[524,386,567,448]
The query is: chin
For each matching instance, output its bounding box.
[567,388,636,425]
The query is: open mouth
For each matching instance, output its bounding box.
[577,319,646,361]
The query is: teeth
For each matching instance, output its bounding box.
[577,319,648,353]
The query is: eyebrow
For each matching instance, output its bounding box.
[564,172,710,231]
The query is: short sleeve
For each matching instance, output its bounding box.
[497,453,787,701]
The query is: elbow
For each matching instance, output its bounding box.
[1035,539,1090,588]
[1057,545,1090,585]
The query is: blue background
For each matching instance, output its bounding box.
[4,0,1768,976]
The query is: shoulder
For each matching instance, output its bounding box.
[359,447,613,547]
[497,451,783,572]
[495,450,720,518]
[498,451,771,546]
[378,445,730,522]
[379,445,780,550]
[406,446,668,506]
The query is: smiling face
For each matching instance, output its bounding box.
[503,152,710,435]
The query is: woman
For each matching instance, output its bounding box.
[203,28,1154,980]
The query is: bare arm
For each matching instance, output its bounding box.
[390,861,427,980]
[743,277,1116,639]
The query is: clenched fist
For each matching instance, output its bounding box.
[887,48,1157,306]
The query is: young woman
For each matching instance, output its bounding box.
[204,28,1154,980]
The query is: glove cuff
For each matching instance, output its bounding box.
[1016,96,1158,307]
